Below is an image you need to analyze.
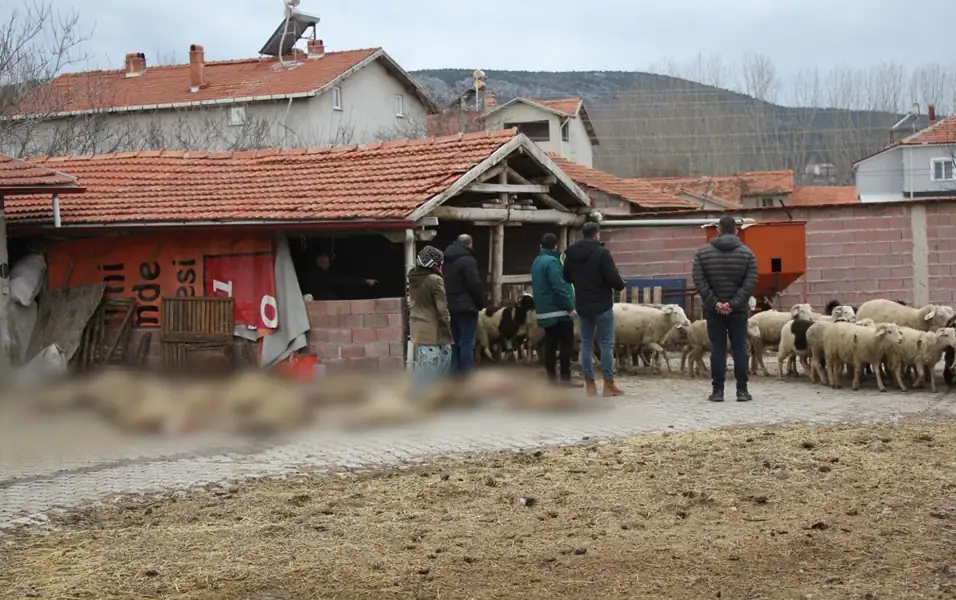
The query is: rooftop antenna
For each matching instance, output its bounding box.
[473,69,486,111]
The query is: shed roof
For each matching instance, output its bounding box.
[12,129,589,227]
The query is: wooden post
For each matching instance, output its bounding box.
[0,193,9,373]
[403,230,415,371]
[558,227,568,253]
[490,163,507,306]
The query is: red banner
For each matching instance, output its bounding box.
[203,252,278,330]
[46,231,277,330]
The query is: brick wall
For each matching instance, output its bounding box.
[603,199,956,318]
[305,298,406,372]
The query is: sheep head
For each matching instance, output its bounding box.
[790,303,814,321]
[934,327,956,348]
[515,293,535,313]
[661,304,690,328]
[746,319,761,339]
[922,304,956,328]
[875,323,903,344]
[832,305,856,323]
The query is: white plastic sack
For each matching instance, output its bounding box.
[13,343,68,388]
[10,254,46,307]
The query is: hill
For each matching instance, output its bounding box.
[411,69,928,182]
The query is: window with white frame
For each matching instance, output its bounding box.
[331,86,342,111]
[228,106,246,127]
[395,94,405,118]
[931,157,955,181]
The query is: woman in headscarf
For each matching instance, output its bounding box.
[407,245,453,391]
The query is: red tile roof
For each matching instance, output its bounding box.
[901,115,956,145]
[547,154,698,210]
[16,49,435,115]
[11,130,520,226]
[789,186,858,206]
[527,97,582,116]
[0,154,82,195]
[639,170,795,207]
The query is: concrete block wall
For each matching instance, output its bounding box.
[604,200,956,319]
[305,298,406,372]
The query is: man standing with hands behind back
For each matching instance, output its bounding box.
[692,215,759,404]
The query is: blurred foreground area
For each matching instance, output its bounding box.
[0,367,609,444]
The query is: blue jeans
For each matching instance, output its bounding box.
[579,308,615,381]
[450,312,478,375]
[705,310,750,392]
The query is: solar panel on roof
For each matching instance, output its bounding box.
[259,10,320,57]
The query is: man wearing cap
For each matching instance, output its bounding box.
[692,215,759,403]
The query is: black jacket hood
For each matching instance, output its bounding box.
[443,242,472,263]
[710,234,743,252]
[565,238,603,262]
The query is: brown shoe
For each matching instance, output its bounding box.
[585,379,598,397]
[603,379,624,397]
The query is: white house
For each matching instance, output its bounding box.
[4,17,438,157]
[854,115,956,203]
[481,97,599,168]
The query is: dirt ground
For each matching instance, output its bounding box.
[2,419,956,600]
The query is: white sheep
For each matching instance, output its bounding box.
[676,318,760,379]
[613,303,690,372]
[914,327,956,392]
[778,305,856,377]
[823,321,904,391]
[748,303,814,376]
[856,299,955,332]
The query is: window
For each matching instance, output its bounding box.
[395,94,405,118]
[561,121,569,142]
[760,197,776,208]
[504,120,550,142]
[331,86,342,111]
[228,106,245,127]
[931,158,955,181]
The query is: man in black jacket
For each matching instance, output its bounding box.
[563,222,627,397]
[692,215,759,403]
[442,234,484,375]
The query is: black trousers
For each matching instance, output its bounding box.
[705,309,750,392]
[543,319,575,381]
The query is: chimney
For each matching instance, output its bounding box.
[189,44,205,93]
[484,90,496,112]
[307,39,325,58]
[929,104,937,123]
[125,52,146,77]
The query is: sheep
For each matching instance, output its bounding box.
[856,298,955,332]
[823,321,904,391]
[476,293,535,362]
[518,311,547,366]
[676,318,761,379]
[748,303,814,376]
[612,303,690,372]
[912,327,956,392]
[778,305,856,377]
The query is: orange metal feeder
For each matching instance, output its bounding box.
[704,221,807,308]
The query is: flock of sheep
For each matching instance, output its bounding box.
[476,294,956,393]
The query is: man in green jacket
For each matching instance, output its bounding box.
[531,233,579,387]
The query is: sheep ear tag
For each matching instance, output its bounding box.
[925,311,936,321]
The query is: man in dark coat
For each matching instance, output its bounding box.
[563,221,627,397]
[692,215,759,403]
[307,251,377,300]
[442,234,484,375]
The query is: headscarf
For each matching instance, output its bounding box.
[416,245,444,269]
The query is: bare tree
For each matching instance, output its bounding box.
[0,0,94,155]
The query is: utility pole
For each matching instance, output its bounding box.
[0,192,9,374]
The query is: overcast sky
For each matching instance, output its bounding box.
[20,0,956,81]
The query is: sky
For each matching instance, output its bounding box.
[15,0,956,81]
